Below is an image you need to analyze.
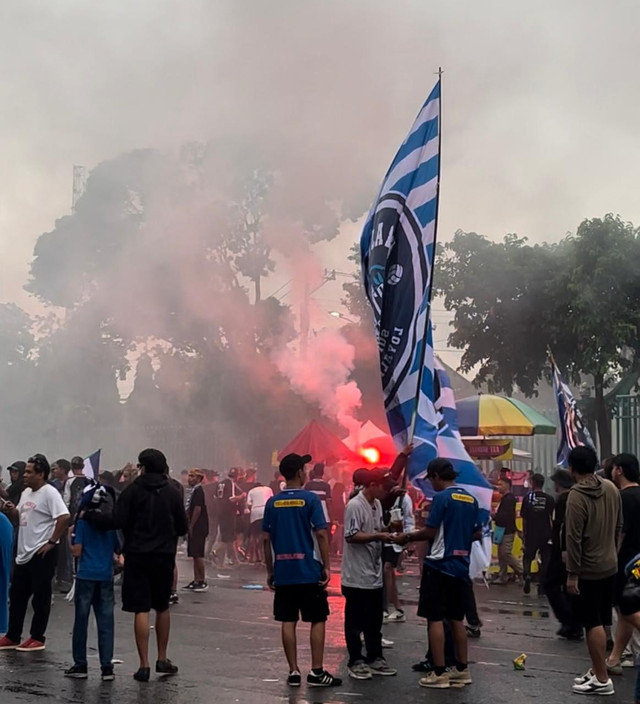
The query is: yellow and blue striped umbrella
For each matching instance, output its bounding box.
[456,395,556,437]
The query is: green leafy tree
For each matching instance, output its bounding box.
[24,142,362,467]
[0,304,37,456]
[436,215,640,457]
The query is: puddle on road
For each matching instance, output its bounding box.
[480,598,550,619]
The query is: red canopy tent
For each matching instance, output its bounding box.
[278,420,360,464]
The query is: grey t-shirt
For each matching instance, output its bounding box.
[341,491,384,589]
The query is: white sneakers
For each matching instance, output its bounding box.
[572,670,614,696]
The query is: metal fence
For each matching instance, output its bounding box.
[613,395,640,455]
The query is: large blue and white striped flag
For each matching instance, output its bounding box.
[550,356,596,467]
[433,357,493,522]
[360,80,441,480]
[360,79,492,524]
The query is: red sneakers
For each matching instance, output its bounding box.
[0,636,19,650]
[16,638,45,652]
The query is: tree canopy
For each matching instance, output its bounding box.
[435,214,640,456]
[11,141,369,467]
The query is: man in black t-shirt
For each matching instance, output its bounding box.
[202,471,220,562]
[64,457,90,519]
[185,469,209,593]
[607,453,640,670]
[492,478,523,585]
[521,474,555,596]
[217,468,246,566]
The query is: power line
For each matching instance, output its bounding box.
[266,279,292,300]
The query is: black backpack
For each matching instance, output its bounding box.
[77,482,117,531]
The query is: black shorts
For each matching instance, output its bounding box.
[249,519,263,538]
[417,566,467,622]
[573,575,615,629]
[219,509,236,543]
[383,546,400,567]
[188,527,207,558]
[122,553,174,613]
[273,584,329,623]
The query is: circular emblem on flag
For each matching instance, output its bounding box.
[387,264,403,286]
[365,193,429,395]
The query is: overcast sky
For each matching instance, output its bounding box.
[1,0,639,316]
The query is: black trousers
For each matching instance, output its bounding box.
[7,547,58,643]
[544,557,578,629]
[465,581,481,627]
[342,586,384,666]
[523,539,551,583]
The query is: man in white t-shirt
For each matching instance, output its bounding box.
[0,454,70,652]
[247,483,273,563]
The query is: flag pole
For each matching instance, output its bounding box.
[408,66,444,443]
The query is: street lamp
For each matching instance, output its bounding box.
[329,311,356,324]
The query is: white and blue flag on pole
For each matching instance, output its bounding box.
[550,355,596,467]
[360,79,441,482]
[360,77,492,523]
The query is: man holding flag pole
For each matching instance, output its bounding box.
[360,70,492,690]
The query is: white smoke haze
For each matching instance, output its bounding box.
[1,0,640,466]
[4,0,640,307]
[274,327,362,437]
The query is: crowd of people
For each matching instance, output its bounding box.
[0,450,186,681]
[2,445,640,698]
[262,446,640,697]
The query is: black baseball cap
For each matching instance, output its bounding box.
[352,468,370,487]
[360,468,391,487]
[279,453,312,479]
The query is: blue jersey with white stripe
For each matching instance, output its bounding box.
[262,489,327,586]
[425,486,481,580]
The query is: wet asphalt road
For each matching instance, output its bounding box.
[0,558,637,704]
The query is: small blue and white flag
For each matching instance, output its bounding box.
[360,79,441,479]
[550,356,596,467]
[83,449,101,481]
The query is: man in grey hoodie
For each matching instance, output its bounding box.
[566,446,622,696]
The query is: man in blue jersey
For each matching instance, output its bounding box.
[262,453,341,689]
[394,458,482,690]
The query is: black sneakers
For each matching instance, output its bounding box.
[307,669,342,687]
[133,667,150,682]
[193,582,209,593]
[287,671,302,687]
[64,665,88,679]
[101,666,115,682]
[156,659,179,677]
[169,592,179,605]
[183,581,196,591]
